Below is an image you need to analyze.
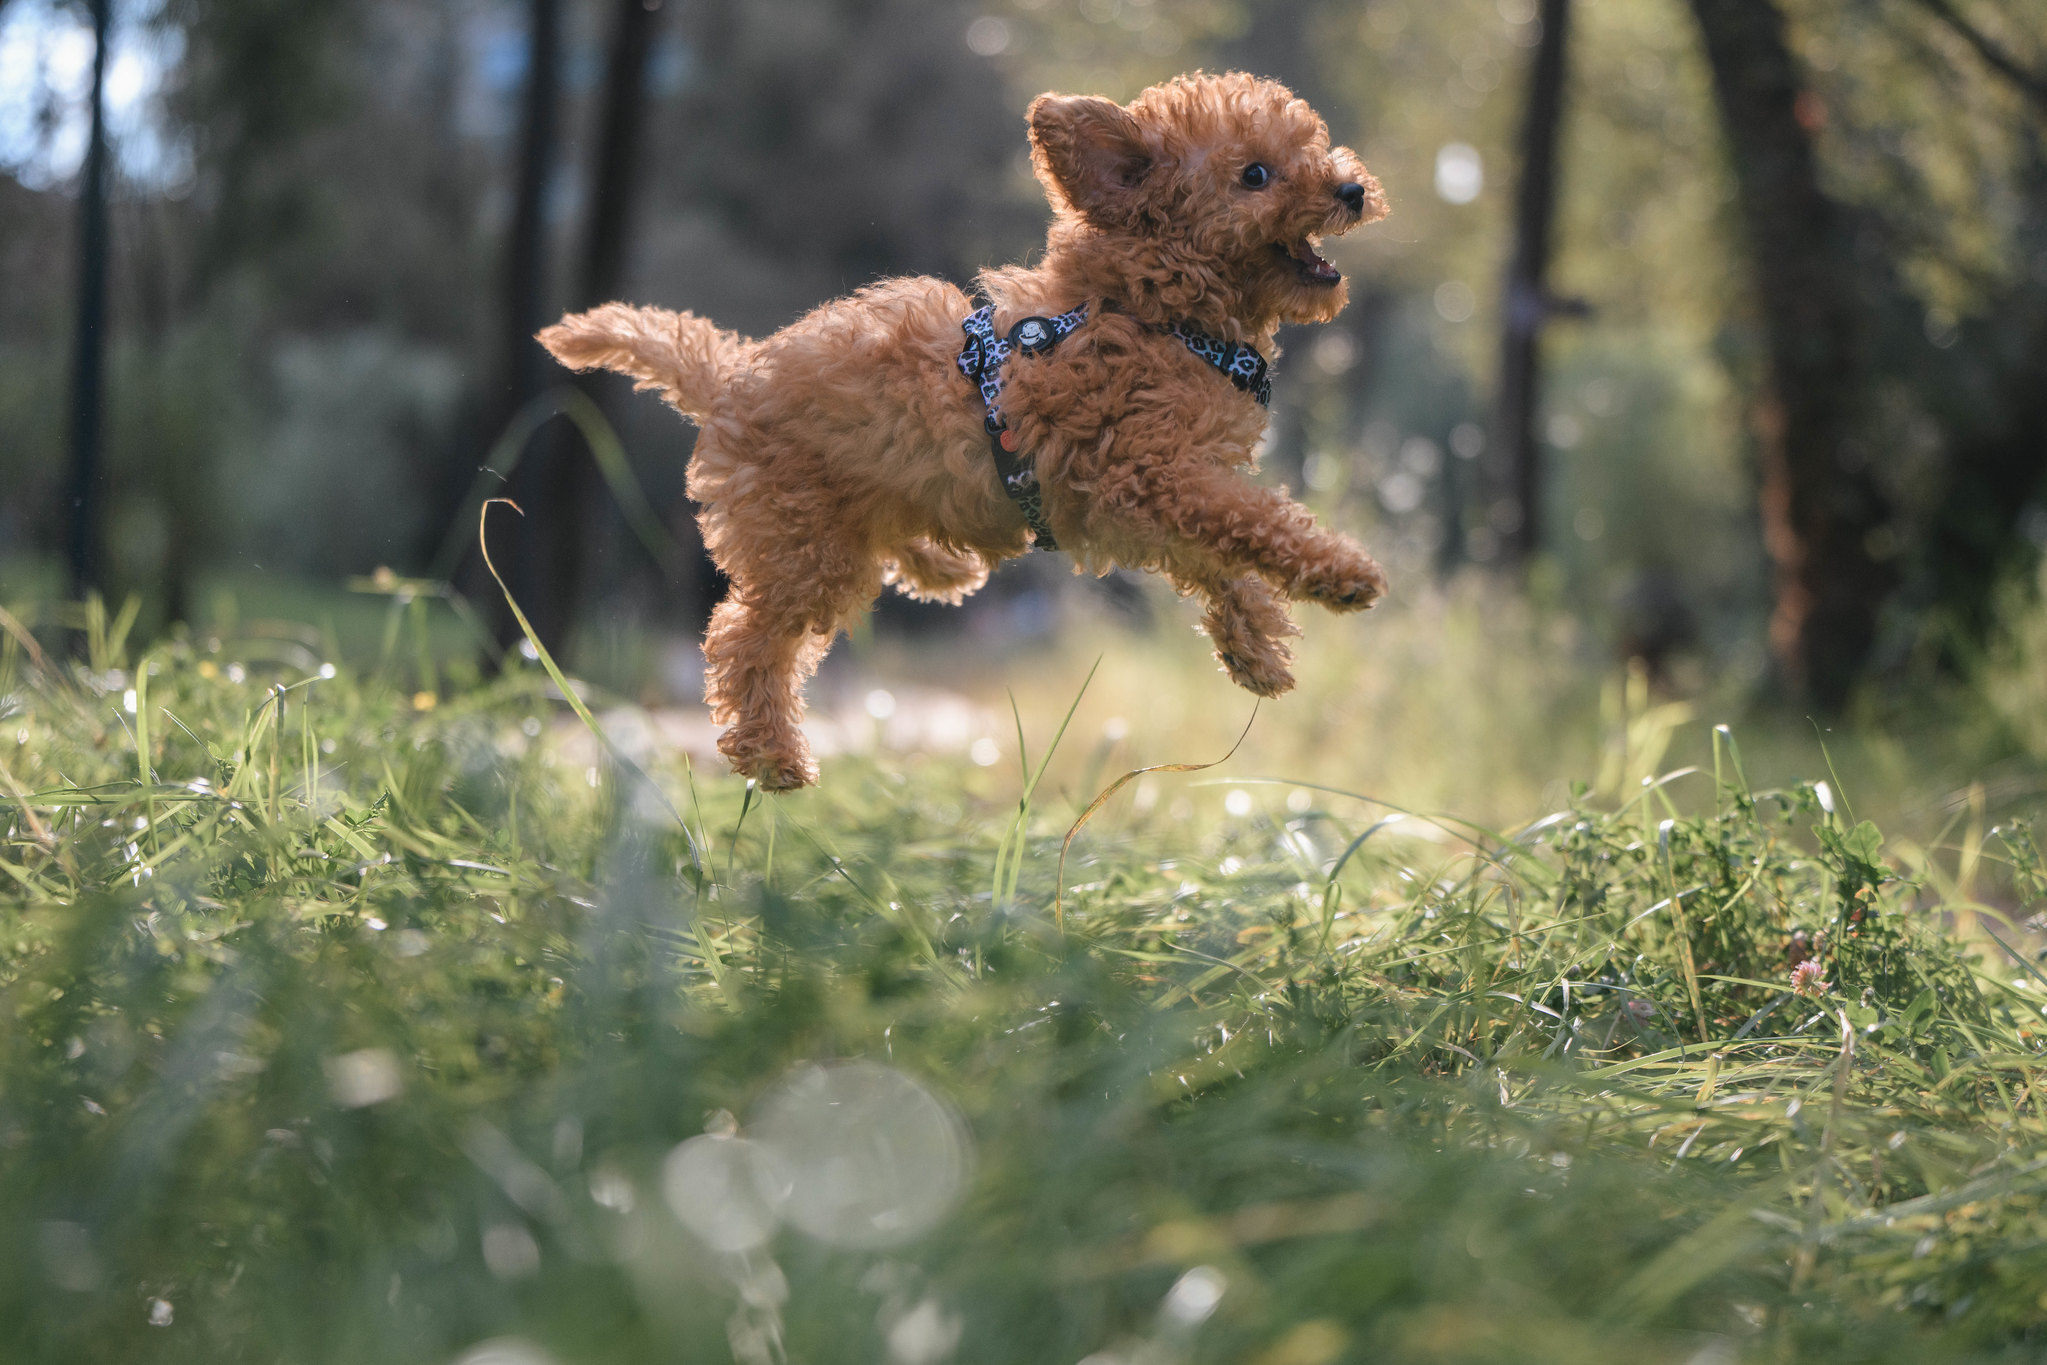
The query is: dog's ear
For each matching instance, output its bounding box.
[1028,94,1151,229]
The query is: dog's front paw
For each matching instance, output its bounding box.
[1218,649,1296,698]
[1293,550,1387,613]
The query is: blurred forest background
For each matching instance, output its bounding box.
[1,0,2044,745]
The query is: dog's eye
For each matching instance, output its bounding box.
[1240,163,1270,189]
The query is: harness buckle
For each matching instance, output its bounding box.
[1009,316,1056,354]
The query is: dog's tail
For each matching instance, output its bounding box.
[536,303,747,421]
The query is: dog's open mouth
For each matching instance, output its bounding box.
[1277,237,1342,286]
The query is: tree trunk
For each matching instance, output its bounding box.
[487,0,564,653]
[66,0,112,606]
[500,0,666,659]
[500,0,561,415]
[537,0,665,647]
[1685,0,1894,707]
[1493,0,1573,564]
[579,0,660,313]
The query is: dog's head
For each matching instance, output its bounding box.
[1028,71,1385,333]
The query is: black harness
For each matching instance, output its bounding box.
[955,302,1273,551]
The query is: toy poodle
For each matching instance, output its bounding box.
[538,70,1390,789]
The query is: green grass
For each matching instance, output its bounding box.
[4,613,2047,1365]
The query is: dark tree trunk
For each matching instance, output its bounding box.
[1493,0,1573,564]
[1686,0,1894,707]
[579,0,660,312]
[65,0,112,606]
[500,0,664,659]
[487,0,564,652]
[540,0,664,643]
[500,0,562,414]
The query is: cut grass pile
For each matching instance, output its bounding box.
[3,618,2047,1365]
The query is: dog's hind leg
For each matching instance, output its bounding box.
[702,546,885,790]
[702,591,828,790]
[884,538,990,605]
[1169,567,1301,697]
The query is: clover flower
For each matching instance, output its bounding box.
[1790,959,1830,998]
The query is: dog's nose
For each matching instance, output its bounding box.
[1337,181,1368,214]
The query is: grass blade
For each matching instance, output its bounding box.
[477,498,702,870]
[1054,701,1258,928]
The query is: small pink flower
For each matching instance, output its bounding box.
[1790,960,1829,998]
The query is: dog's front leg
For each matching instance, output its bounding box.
[1166,566,1301,697]
[1102,467,1387,612]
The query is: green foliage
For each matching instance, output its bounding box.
[9,0,2044,681]
[1,626,2046,1363]
[163,0,359,285]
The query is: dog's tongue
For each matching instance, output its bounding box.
[1289,239,1340,281]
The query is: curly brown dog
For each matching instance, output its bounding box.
[538,71,1390,789]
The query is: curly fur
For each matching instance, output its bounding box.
[538,71,1390,789]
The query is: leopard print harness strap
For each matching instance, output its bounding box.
[956,302,1089,551]
[955,301,1275,553]
[1161,320,1275,406]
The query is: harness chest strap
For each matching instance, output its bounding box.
[955,301,1274,552]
